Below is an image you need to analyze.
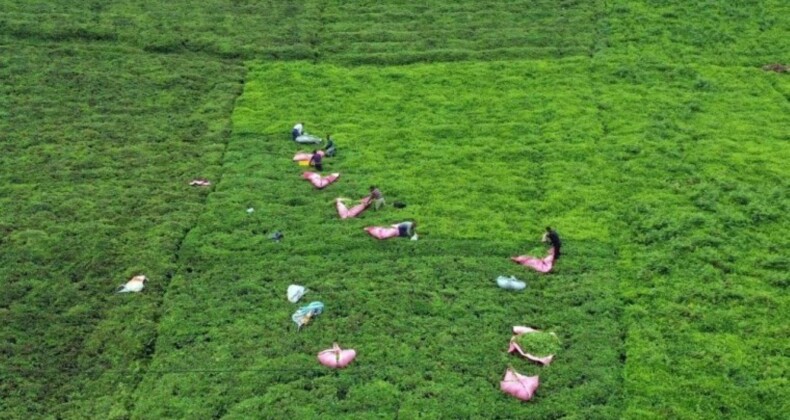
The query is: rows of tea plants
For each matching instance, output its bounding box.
[593,61,789,417]
[128,60,625,418]
[1,0,787,417]
[0,42,244,417]
[2,0,600,63]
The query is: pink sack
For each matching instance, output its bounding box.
[317,343,357,368]
[500,368,539,401]
[512,326,537,335]
[511,247,555,273]
[293,150,324,162]
[336,197,371,219]
[364,225,400,240]
[508,341,554,366]
[509,326,555,365]
[302,172,339,189]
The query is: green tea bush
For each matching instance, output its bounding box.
[2,0,788,418]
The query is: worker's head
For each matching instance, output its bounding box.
[546,226,552,232]
[312,149,318,154]
[369,185,376,191]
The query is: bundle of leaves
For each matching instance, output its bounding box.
[513,331,561,358]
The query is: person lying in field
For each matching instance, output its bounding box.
[365,220,418,240]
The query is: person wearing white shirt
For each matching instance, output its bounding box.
[292,122,304,140]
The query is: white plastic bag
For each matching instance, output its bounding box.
[287,284,307,303]
[496,276,526,290]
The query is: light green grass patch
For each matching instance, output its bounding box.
[133,60,624,418]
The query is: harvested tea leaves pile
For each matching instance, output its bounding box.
[513,331,561,358]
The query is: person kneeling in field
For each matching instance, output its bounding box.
[512,227,561,273]
[368,185,385,210]
[324,134,336,157]
[309,149,324,171]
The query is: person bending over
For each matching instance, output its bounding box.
[309,149,324,171]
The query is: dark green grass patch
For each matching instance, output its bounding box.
[601,0,789,66]
[0,43,243,418]
[1,1,787,417]
[133,60,625,418]
[2,0,602,63]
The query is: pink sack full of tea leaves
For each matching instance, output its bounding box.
[500,367,539,401]
[302,171,339,189]
[511,247,555,273]
[317,343,357,368]
[364,225,400,240]
[336,197,372,219]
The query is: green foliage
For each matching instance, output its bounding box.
[0,43,244,418]
[514,332,561,358]
[1,1,788,419]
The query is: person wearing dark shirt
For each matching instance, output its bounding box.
[309,149,323,171]
[324,134,336,157]
[542,227,561,260]
[397,220,417,238]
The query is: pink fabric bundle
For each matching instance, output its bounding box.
[302,172,340,189]
[364,225,400,240]
[293,150,324,162]
[500,368,539,401]
[317,343,357,368]
[336,197,371,219]
[511,247,555,273]
[508,326,555,365]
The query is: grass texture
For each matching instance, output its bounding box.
[1,0,788,418]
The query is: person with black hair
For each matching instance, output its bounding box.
[541,227,561,261]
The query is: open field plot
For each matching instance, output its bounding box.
[4,1,786,66]
[594,62,790,418]
[0,0,788,418]
[131,60,625,418]
[0,43,244,418]
[2,0,601,63]
[136,59,788,418]
[602,0,788,66]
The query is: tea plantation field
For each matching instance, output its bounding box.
[1,1,788,418]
